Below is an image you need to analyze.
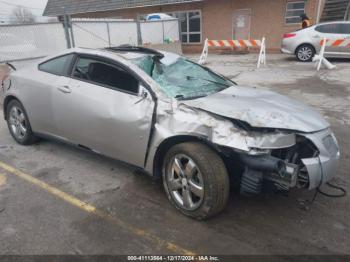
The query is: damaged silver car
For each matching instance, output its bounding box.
[1,46,340,219]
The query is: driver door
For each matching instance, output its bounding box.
[52,55,155,167]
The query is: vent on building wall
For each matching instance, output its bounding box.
[321,0,350,21]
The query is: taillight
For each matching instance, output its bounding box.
[283,33,296,39]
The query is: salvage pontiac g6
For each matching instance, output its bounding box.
[1,46,340,219]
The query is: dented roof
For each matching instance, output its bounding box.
[43,0,203,16]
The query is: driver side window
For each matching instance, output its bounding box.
[73,56,139,94]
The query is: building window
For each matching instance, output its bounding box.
[285,1,306,24]
[169,10,201,44]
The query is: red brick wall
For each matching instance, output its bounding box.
[73,0,321,53]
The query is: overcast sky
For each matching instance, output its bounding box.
[0,0,49,22]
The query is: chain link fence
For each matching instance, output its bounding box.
[0,18,180,63]
[0,22,66,63]
[71,19,139,48]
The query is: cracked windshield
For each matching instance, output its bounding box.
[132,55,234,99]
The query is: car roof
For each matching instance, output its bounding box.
[72,46,181,61]
[59,46,165,60]
[38,47,181,68]
[314,20,350,26]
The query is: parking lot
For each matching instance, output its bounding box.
[0,54,349,255]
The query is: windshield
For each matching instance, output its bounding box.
[131,55,234,99]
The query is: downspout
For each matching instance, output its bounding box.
[316,0,324,23]
[345,1,350,20]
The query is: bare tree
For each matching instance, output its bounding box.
[11,7,36,24]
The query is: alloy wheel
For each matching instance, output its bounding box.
[9,106,27,140]
[166,154,204,211]
[297,46,313,61]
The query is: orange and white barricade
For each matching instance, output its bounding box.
[198,37,266,68]
[322,38,350,48]
[207,39,262,48]
[312,38,350,70]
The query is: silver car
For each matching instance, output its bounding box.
[281,21,350,62]
[1,46,340,219]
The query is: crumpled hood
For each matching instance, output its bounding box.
[182,86,329,133]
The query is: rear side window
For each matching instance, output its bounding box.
[315,24,343,34]
[39,54,74,76]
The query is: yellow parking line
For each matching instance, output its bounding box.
[0,173,6,187]
[0,161,196,255]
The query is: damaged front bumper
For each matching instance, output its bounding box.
[238,128,340,194]
[301,129,340,189]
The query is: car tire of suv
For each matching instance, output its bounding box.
[296,44,315,62]
[6,100,39,145]
[162,142,230,220]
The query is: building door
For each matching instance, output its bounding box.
[232,9,251,40]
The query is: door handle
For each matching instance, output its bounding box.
[57,85,71,94]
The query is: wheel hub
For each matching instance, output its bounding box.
[298,47,312,61]
[166,154,204,211]
[9,106,27,140]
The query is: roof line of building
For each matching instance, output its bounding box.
[43,0,204,17]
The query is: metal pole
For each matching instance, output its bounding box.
[178,18,182,43]
[62,11,72,48]
[106,22,111,47]
[68,15,75,47]
[136,14,142,46]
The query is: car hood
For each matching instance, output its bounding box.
[182,86,329,133]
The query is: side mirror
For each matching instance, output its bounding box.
[135,85,149,104]
[140,89,148,99]
[139,85,149,98]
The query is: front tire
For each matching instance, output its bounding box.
[162,142,230,220]
[6,100,38,145]
[296,44,315,62]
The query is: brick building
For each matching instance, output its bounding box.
[44,0,326,52]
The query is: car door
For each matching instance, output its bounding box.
[314,23,344,54]
[51,55,155,167]
[23,53,75,136]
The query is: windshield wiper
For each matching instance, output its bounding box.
[185,76,232,88]
[175,94,207,101]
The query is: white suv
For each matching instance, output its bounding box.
[281,21,350,62]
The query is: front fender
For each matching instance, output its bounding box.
[144,101,296,174]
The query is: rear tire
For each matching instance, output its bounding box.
[162,142,230,220]
[6,100,38,145]
[296,44,315,62]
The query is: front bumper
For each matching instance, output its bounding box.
[238,128,340,194]
[301,129,340,189]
